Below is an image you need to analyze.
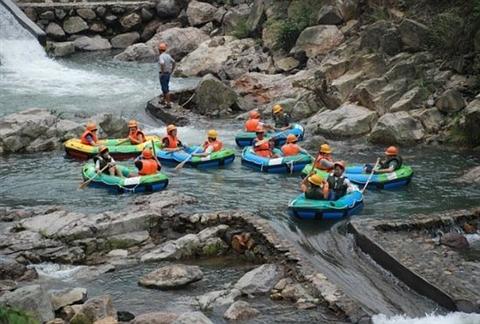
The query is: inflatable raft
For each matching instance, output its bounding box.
[81,163,168,193]
[156,146,235,169]
[241,147,312,173]
[65,136,162,160]
[288,190,364,220]
[235,123,305,148]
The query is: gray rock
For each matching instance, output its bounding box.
[245,0,266,34]
[74,35,111,51]
[90,22,107,33]
[76,8,96,20]
[291,25,344,58]
[70,295,117,323]
[55,9,66,20]
[197,225,229,242]
[435,89,466,113]
[96,6,107,17]
[39,10,55,21]
[457,166,480,184]
[0,258,28,280]
[94,113,128,137]
[197,289,241,311]
[307,103,378,138]
[105,15,118,24]
[141,19,162,41]
[132,312,179,324]
[361,20,402,56]
[398,18,430,52]
[0,285,54,322]
[46,22,65,40]
[23,7,37,22]
[141,7,155,21]
[234,264,282,295]
[114,43,156,62]
[453,98,480,146]
[120,13,142,31]
[440,232,469,249]
[63,16,88,34]
[412,108,446,133]
[274,56,300,72]
[173,311,213,324]
[389,87,424,112]
[50,287,87,311]
[223,4,251,35]
[0,280,17,292]
[111,32,140,49]
[186,0,217,27]
[193,74,238,117]
[317,5,343,25]
[156,0,183,18]
[369,111,425,145]
[138,264,203,290]
[224,300,259,321]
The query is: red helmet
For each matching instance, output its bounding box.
[142,148,153,159]
[385,146,399,156]
[249,111,260,119]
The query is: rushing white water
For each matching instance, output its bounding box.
[33,263,85,280]
[372,312,480,324]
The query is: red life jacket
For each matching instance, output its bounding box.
[244,118,260,132]
[281,143,300,156]
[138,159,159,175]
[129,129,145,144]
[315,154,333,171]
[203,140,223,152]
[80,130,97,145]
[253,139,272,157]
[163,134,179,149]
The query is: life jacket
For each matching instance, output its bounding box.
[138,159,159,176]
[203,140,223,153]
[93,154,113,172]
[80,130,97,145]
[129,129,145,144]
[315,154,333,171]
[163,134,179,149]
[274,113,290,128]
[327,174,347,200]
[281,143,300,156]
[305,182,329,200]
[380,156,403,171]
[253,138,272,157]
[245,118,260,132]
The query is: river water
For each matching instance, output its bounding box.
[1,4,480,323]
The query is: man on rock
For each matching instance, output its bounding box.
[158,42,176,108]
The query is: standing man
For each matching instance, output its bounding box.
[158,43,176,108]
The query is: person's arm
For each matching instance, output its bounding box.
[374,160,397,174]
[322,182,330,199]
[95,159,100,172]
[320,159,335,170]
[345,178,355,193]
[86,134,96,146]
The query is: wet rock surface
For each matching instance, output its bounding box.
[138,264,204,289]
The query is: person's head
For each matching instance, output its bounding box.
[333,160,346,177]
[319,143,332,156]
[308,174,324,188]
[248,110,260,120]
[86,122,97,133]
[272,104,283,116]
[158,43,167,53]
[255,126,265,139]
[128,120,138,131]
[142,148,153,159]
[166,124,177,137]
[99,145,108,155]
[385,146,398,157]
[286,134,297,144]
[207,129,218,142]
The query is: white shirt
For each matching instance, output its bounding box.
[159,53,175,74]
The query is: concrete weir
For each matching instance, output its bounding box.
[0,0,46,45]
[348,208,480,313]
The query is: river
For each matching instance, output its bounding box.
[1,4,480,323]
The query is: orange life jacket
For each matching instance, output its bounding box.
[253,139,272,158]
[245,118,260,132]
[80,130,97,145]
[281,143,300,156]
[163,134,179,149]
[129,129,145,144]
[138,159,159,175]
[315,154,333,171]
[203,140,223,152]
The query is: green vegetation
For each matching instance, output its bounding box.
[0,307,39,324]
[428,10,465,58]
[231,18,250,39]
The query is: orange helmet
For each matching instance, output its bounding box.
[334,160,346,170]
[128,120,138,128]
[249,110,260,119]
[158,43,167,51]
[255,126,265,133]
[98,145,108,153]
[166,124,177,134]
[286,134,297,143]
[142,148,153,159]
[86,122,97,131]
[385,146,398,156]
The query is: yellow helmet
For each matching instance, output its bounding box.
[319,144,332,154]
[272,104,283,114]
[166,124,177,133]
[128,120,138,128]
[207,129,218,138]
[308,174,324,186]
[86,122,97,131]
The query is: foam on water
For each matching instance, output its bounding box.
[33,262,85,280]
[372,312,480,324]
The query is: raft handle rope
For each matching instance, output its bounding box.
[83,167,143,193]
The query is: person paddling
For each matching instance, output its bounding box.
[162,124,183,152]
[94,146,123,177]
[158,43,176,108]
[193,129,223,157]
[327,161,355,200]
[80,122,99,146]
[301,174,329,200]
[272,104,292,131]
[281,134,301,157]
[314,144,335,172]
[253,126,276,158]
[128,120,146,145]
[134,148,161,176]
[244,110,273,132]
[365,146,403,174]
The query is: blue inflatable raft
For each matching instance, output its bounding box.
[241,147,312,173]
[235,123,305,148]
[344,165,414,189]
[156,146,235,169]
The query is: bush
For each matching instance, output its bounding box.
[231,18,250,39]
[428,11,465,57]
[0,307,39,324]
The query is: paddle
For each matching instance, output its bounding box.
[361,158,380,193]
[151,139,162,168]
[175,147,201,170]
[79,164,109,189]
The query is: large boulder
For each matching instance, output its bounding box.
[291,25,344,58]
[306,103,378,138]
[457,166,480,184]
[138,264,203,290]
[113,43,156,62]
[193,74,239,116]
[361,20,402,56]
[369,111,425,145]
[0,285,55,322]
[0,258,28,280]
[398,18,430,52]
[47,41,75,57]
[223,301,259,320]
[156,0,185,18]
[223,4,251,35]
[120,13,142,31]
[111,32,140,48]
[317,5,343,25]
[50,287,87,311]
[451,98,480,146]
[63,16,88,34]
[186,1,217,26]
[69,295,117,323]
[435,89,466,113]
[234,264,282,295]
[389,87,424,112]
[173,312,213,324]
[92,113,128,138]
[245,0,266,35]
[197,289,241,311]
[73,36,112,51]
[132,312,179,324]
[46,22,65,40]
